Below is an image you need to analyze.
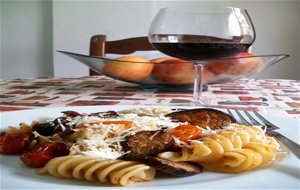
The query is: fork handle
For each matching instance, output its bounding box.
[267,130,300,159]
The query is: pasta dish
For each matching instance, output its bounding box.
[0,107,283,186]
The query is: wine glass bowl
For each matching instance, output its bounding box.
[148,6,256,61]
[148,6,257,103]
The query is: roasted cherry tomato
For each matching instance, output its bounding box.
[0,132,31,154]
[168,125,203,143]
[20,142,69,168]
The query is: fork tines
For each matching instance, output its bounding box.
[226,108,300,159]
[249,107,280,130]
[227,108,279,131]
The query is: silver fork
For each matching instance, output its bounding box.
[227,108,300,159]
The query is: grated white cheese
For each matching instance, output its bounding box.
[32,131,40,138]
[118,107,172,116]
[62,109,275,159]
[173,137,193,148]
[57,118,66,131]
[68,110,187,160]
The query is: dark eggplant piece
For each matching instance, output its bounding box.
[88,111,119,118]
[121,130,175,156]
[32,122,54,136]
[61,110,82,117]
[32,117,74,136]
[166,108,235,130]
[121,153,203,176]
[0,131,6,136]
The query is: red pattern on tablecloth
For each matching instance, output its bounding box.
[0,76,299,119]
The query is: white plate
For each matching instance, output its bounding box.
[1,105,299,190]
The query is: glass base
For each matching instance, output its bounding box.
[140,84,208,92]
[190,97,214,107]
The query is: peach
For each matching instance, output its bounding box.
[203,68,216,84]
[103,56,153,82]
[151,58,214,85]
[150,57,173,63]
[207,53,263,75]
[151,59,194,85]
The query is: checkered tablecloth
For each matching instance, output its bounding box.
[0,76,299,119]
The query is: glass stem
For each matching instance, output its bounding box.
[193,62,204,102]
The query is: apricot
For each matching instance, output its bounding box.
[207,53,263,75]
[150,57,173,63]
[103,56,153,82]
[151,58,214,85]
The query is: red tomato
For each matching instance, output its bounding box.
[20,142,69,168]
[168,125,203,143]
[0,133,31,154]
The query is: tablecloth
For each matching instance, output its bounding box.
[0,76,299,119]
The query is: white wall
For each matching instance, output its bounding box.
[1,0,53,79]
[1,0,299,80]
[53,1,154,76]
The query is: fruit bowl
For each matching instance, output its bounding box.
[58,50,289,90]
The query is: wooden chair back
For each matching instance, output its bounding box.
[89,34,155,75]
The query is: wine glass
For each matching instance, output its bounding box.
[148,6,256,105]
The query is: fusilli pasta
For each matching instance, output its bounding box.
[6,122,34,134]
[37,155,156,186]
[158,125,280,173]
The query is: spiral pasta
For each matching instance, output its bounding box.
[158,124,280,173]
[37,155,156,186]
[5,122,34,134]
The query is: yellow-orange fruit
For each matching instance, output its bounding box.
[150,57,173,63]
[103,56,153,82]
[207,53,263,75]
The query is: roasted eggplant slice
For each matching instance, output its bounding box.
[88,111,119,118]
[121,130,175,156]
[61,110,82,117]
[166,108,235,129]
[121,153,203,177]
[32,117,74,137]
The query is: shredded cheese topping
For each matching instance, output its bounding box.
[68,108,187,159]
[64,108,273,160]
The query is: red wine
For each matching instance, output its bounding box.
[150,35,251,60]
